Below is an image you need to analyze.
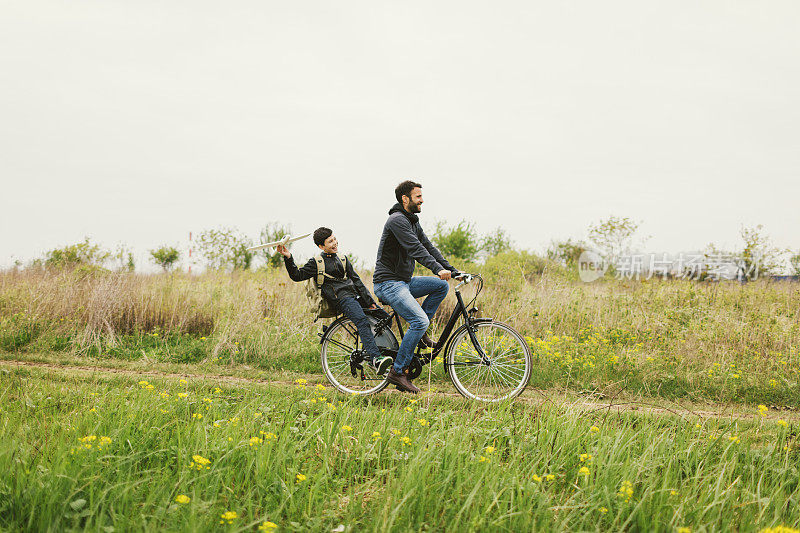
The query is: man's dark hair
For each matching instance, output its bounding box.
[313,227,333,246]
[395,180,422,204]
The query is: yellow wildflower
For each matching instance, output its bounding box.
[532,474,542,483]
[599,507,608,514]
[341,425,353,432]
[259,522,278,531]
[192,413,203,420]
[315,384,326,390]
[578,466,590,476]
[189,454,211,470]
[249,437,263,447]
[296,473,307,483]
[590,425,600,434]
[485,446,496,454]
[177,392,188,399]
[179,379,188,385]
[372,432,381,441]
[758,404,768,416]
[219,511,238,524]
[175,494,190,504]
[417,418,428,426]
[478,456,490,463]
[618,480,633,502]
[294,379,307,385]
[546,474,555,482]
[580,453,592,463]
[777,420,788,428]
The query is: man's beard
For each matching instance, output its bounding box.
[408,200,422,213]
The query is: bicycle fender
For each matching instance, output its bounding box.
[318,315,386,345]
[319,317,349,344]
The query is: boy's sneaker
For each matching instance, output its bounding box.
[368,355,393,376]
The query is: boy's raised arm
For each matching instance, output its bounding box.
[283,254,317,282]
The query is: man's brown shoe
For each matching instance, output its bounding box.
[418,334,437,350]
[386,368,420,394]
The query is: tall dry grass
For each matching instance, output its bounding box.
[1,255,798,403]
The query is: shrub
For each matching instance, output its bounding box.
[43,238,110,269]
[480,227,514,259]
[258,222,292,268]
[431,220,480,263]
[150,246,180,272]
[547,238,588,267]
[197,228,254,270]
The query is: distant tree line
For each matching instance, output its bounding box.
[23,218,800,278]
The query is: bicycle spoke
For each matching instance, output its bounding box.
[321,317,397,396]
[447,322,531,402]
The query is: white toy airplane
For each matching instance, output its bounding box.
[246,232,312,252]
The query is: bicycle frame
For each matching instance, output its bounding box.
[371,278,492,366]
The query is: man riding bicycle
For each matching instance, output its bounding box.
[373,180,460,394]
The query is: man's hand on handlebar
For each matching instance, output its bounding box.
[438,270,452,281]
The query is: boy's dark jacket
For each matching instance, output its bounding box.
[283,253,378,307]
[373,203,457,284]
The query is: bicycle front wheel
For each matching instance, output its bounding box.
[446,321,532,402]
[320,316,395,396]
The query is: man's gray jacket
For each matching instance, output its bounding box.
[373,203,457,284]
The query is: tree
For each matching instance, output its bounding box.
[738,224,783,280]
[114,244,136,272]
[44,238,110,269]
[480,227,514,259]
[791,252,800,277]
[196,227,254,270]
[150,245,180,272]
[587,216,641,265]
[547,238,588,267]
[431,220,480,263]
[258,222,292,268]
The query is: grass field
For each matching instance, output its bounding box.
[1,259,799,531]
[1,257,798,408]
[2,364,799,532]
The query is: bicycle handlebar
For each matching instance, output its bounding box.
[454,272,477,290]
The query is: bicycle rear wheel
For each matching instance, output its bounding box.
[446,321,531,402]
[320,316,396,395]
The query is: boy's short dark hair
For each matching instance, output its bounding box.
[395,180,422,204]
[313,227,333,246]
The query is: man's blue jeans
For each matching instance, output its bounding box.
[336,297,381,362]
[373,276,449,373]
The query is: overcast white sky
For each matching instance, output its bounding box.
[1,1,798,270]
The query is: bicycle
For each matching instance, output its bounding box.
[319,273,533,402]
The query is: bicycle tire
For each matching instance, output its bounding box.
[320,315,396,395]
[445,321,532,402]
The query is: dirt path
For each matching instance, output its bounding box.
[2,359,797,423]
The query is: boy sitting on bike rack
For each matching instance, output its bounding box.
[277,227,394,376]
